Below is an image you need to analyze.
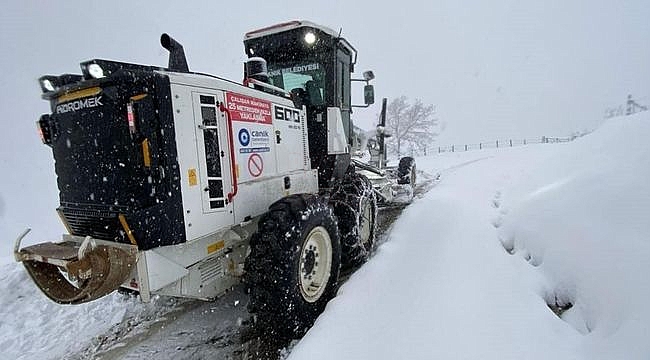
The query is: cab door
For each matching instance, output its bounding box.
[192,92,234,229]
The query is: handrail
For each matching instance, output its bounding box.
[219,103,238,202]
[243,78,292,98]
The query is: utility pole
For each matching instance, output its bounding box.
[626,94,648,115]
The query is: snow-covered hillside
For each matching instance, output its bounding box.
[1,113,648,359]
[289,114,650,359]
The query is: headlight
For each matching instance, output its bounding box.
[42,79,55,92]
[38,76,59,93]
[87,63,105,79]
[304,32,316,45]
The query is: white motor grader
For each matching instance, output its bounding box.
[15,20,416,336]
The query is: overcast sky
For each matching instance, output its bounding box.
[0,0,648,254]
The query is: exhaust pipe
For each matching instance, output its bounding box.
[160,33,189,72]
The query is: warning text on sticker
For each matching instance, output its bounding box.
[226,92,272,124]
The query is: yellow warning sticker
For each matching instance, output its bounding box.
[130,93,148,101]
[207,240,225,254]
[188,168,198,186]
[57,86,101,104]
[142,139,151,167]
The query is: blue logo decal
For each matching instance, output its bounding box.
[238,128,250,146]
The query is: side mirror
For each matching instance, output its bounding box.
[364,85,375,105]
[352,71,377,108]
[363,70,375,81]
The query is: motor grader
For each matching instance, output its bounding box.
[14,20,416,336]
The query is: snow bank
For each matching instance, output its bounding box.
[498,115,650,358]
[0,263,181,360]
[289,114,650,359]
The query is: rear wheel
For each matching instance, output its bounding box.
[244,194,341,337]
[330,170,377,268]
[299,226,334,302]
[397,156,417,185]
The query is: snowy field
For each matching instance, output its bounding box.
[1,113,649,359]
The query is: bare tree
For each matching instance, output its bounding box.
[385,96,439,157]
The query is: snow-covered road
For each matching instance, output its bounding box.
[0,173,434,360]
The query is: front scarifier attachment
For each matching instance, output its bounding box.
[14,229,138,304]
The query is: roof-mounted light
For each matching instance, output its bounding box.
[42,79,55,92]
[87,63,105,79]
[38,76,59,93]
[304,31,316,45]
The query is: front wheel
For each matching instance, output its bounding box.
[244,194,341,337]
[397,156,417,185]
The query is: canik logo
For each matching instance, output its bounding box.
[238,128,250,146]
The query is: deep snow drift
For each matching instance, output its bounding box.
[1,114,648,360]
[289,114,650,359]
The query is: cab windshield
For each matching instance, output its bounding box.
[267,61,326,102]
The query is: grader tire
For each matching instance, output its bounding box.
[397,156,417,185]
[244,194,341,338]
[330,171,377,268]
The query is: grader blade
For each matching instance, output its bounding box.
[15,231,138,305]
